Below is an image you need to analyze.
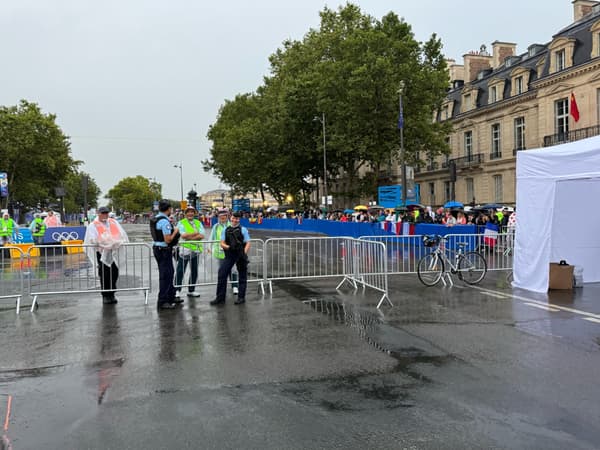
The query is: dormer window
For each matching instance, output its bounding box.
[548,37,575,74]
[490,86,497,103]
[590,20,600,58]
[515,76,523,95]
[556,50,566,72]
[464,93,472,111]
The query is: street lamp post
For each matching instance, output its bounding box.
[398,81,407,207]
[173,163,184,203]
[314,113,327,207]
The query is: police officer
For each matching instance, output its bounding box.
[210,211,251,305]
[151,200,180,310]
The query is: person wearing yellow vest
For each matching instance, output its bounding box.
[209,209,238,294]
[29,213,46,245]
[0,211,18,245]
[83,206,129,304]
[175,206,205,300]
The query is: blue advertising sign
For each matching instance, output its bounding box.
[0,172,8,197]
[12,228,33,243]
[42,226,87,244]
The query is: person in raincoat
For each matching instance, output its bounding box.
[84,206,129,304]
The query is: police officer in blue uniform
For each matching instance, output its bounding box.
[210,211,251,305]
[150,200,180,310]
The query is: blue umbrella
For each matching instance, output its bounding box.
[444,201,464,209]
[480,203,503,210]
[343,209,354,214]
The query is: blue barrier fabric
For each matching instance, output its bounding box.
[42,226,87,244]
[242,219,479,240]
[12,228,33,243]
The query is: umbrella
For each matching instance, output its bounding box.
[367,204,385,210]
[444,201,464,209]
[480,203,503,210]
[406,203,425,211]
[343,209,354,214]
[285,209,295,213]
[354,205,368,211]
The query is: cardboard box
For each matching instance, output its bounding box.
[549,262,574,290]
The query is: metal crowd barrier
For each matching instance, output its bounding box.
[360,233,514,275]
[263,237,391,308]
[25,242,153,311]
[0,246,25,313]
[172,239,266,295]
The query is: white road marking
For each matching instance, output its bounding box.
[481,291,507,299]
[524,302,560,313]
[583,317,600,324]
[469,285,600,321]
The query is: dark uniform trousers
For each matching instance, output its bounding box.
[96,252,118,299]
[215,250,248,301]
[153,246,176,303]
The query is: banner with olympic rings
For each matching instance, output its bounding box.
[42,226,86,244]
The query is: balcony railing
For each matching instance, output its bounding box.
[543,125,600,147]
[425,162,439,171]
[489,152,502,160]
[450,153,485,169]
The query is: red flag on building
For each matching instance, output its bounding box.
[570,92,580,122]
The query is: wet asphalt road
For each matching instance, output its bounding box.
[1,226,600,449]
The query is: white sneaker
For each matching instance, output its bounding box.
[233,287,239,295]
[187,292,200,297]
[175,291,181,298]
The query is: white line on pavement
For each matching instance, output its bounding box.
[481,291,507,299]
[469,285,600,321]
[524,302,561,312]
[583,317,600,324]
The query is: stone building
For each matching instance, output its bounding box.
[416,0,600,207]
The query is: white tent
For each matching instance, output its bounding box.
[514,134,600,292]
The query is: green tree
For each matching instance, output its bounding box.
[0,100,79,208]
[205,3,451,206]
[63,171,101,214]
[105,176,161,213]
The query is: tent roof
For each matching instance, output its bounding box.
[517,135,600,181]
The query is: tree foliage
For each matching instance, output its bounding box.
[205,3,451,206]
[105,176,162,213]
[0,100,80,208]
[63,171,102,213]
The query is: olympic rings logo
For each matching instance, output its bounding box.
[51,231,80,241]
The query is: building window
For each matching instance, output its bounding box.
[428,182,435,205]
[490,86,497,103]
[514,117,526,152]
[515,76,523,95]
[491,124,501,159]
[466,178,474,204]
[493,175,503,203]
[464,131,473,158]
[463,93,472,111]
[555,98,569,139]
[444,181,452,203]
[442,105,449,120]
[556,50,566,72]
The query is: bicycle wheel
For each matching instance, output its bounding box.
[458,251,487,284]
[417,253,444,286]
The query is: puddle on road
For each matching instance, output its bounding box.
[303,298,454,384]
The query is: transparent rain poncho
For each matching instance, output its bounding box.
[84,218,129,267]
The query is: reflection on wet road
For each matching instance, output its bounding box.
[0,228,599,448]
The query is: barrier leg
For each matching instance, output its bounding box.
[30,295,38,312]
[144,289,149,305]
[16,296,21,315]
[376,293,393,309]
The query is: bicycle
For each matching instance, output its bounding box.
[417,235,487,286]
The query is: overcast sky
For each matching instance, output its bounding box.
[0,0,571,200]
